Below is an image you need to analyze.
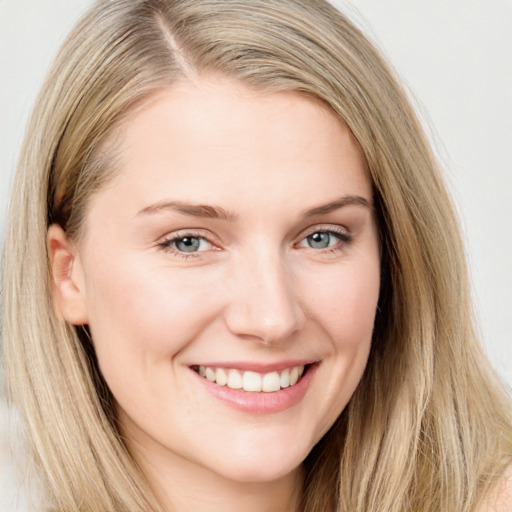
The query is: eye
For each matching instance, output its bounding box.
[173,236,205,253]
[297,228,352,250]
[304,232,336,249]
[159,234,213,254]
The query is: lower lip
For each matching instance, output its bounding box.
[192,364,318,415]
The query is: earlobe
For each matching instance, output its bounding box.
[47,224,89,325]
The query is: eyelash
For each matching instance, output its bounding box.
[157,226,353,259]
[158,230,212,259]
[298,227,353,253]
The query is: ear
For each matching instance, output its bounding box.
[47,224,89,325]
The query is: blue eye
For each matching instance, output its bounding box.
[307,232,334,249]
[298,229,351,250]
[160,235,211,254]
[174,236,202,253]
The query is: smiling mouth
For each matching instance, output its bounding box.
[192,364,309,393]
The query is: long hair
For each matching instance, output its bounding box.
[2,1,511,510]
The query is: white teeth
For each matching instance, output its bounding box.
[262,371,281,392]
[215,368,228,386]
[289,367,299,386]
[227,369,243,389]
[243,371,262,392]
[196,364,308,392]
[280,368,290,388]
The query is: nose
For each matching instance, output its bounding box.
[224,250,306,345]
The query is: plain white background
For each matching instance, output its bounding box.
[0,0,511,507]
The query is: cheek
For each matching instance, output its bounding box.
[291,257,380,441]
[302,259,380,346]
[83,256,225,368]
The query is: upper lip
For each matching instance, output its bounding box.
[190,360,317,373]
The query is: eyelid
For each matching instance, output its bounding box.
[295,224,353,252]
[157,229,221,256]
[157,228,218,244]
[298,224,352,241]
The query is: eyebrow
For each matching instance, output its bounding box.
[302,195,372,217]
[138,200,238,221]
[137,195,372,221]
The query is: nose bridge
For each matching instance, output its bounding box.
[225,244,304,343]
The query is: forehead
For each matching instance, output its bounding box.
[87,76,371,222]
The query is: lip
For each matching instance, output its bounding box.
[190,362,319,415]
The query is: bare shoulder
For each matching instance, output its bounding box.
[479,466,512,512]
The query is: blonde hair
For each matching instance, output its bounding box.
[2,0,511,510]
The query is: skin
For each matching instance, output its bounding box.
[482,467,512,512]
[48,77,381,512]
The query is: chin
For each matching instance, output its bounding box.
[196,434,311,484]
[214,458,303,484]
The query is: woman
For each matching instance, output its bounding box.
[2,0,511,510]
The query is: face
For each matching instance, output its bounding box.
[55,77,380,487]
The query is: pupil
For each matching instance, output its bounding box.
[308,232,330,249]
[176,237,200,252]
